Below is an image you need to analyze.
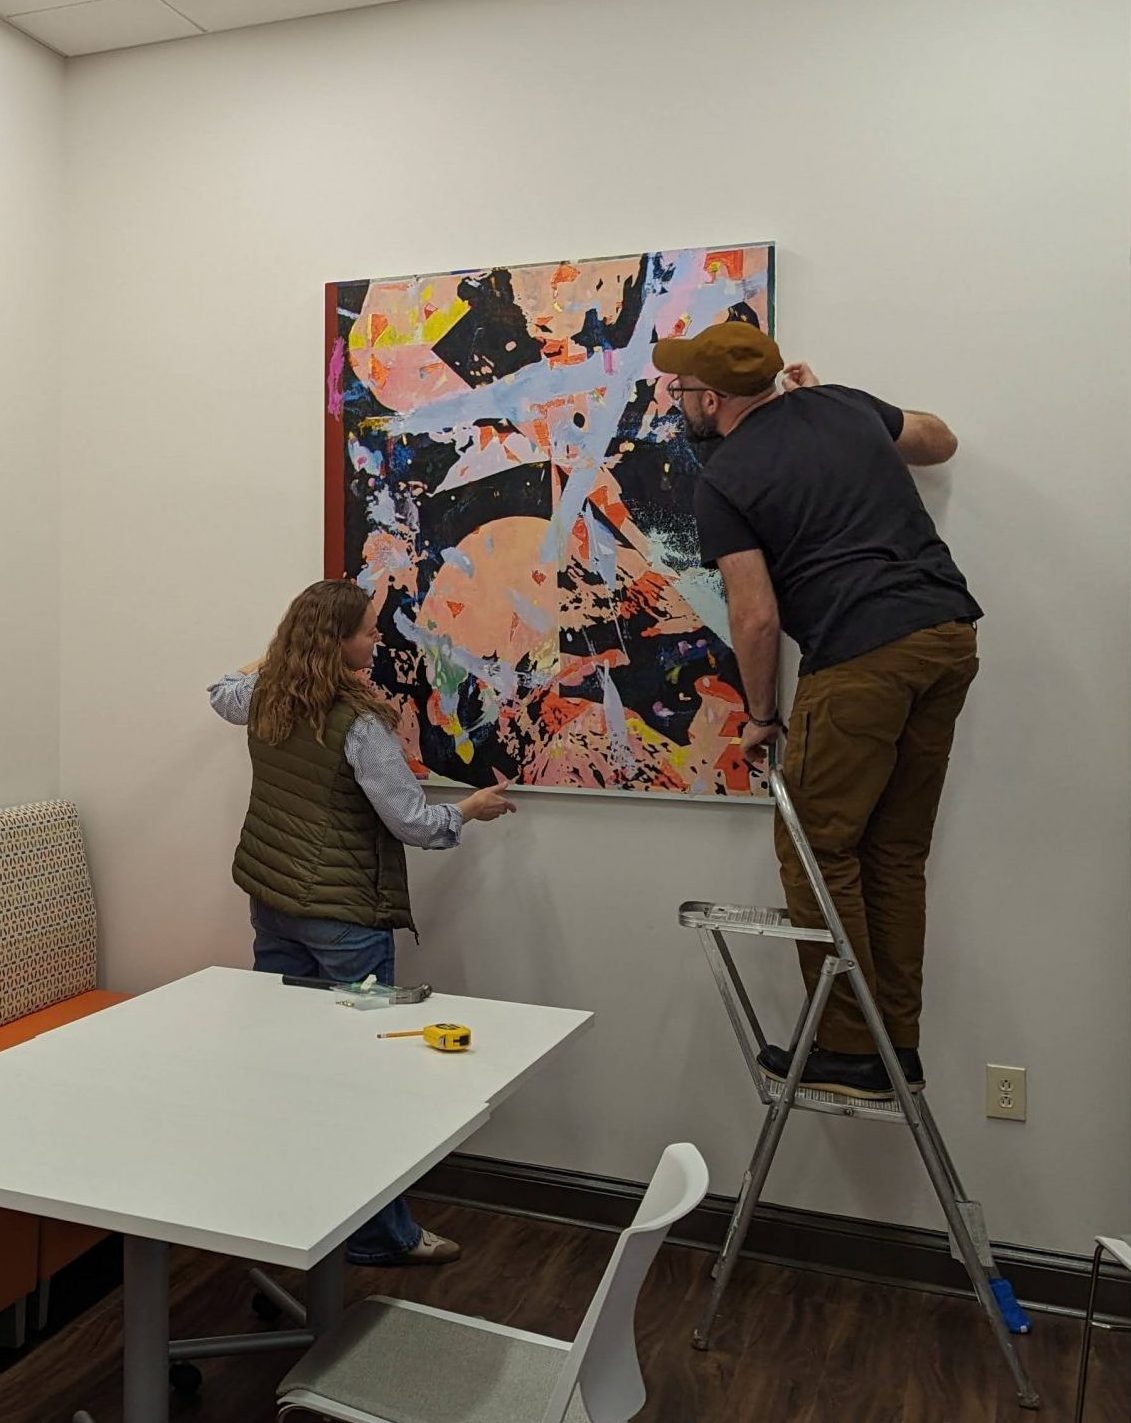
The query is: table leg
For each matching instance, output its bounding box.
[123,1236,169,1423]
[306,1244,345,1336]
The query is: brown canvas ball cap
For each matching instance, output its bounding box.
[653,321,783,396]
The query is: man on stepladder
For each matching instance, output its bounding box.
[654,322,981,1099]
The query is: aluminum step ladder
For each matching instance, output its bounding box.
[682,762,1041,1411]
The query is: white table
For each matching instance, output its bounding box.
[24,966,590,1110]
[0,967,592,1422]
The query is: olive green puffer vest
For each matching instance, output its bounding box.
[232,697,414,931]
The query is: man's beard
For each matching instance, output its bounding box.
[684,410,719,443]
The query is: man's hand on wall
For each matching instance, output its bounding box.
[782,362,819,391]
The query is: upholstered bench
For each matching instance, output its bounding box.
[0,799,131,1346]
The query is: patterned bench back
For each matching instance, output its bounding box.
[0,800,98,1028]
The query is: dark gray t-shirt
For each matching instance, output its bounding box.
[693,385,983,675]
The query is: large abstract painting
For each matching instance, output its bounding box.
[325,242,774,799]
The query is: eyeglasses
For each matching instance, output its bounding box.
[667,381,713,401]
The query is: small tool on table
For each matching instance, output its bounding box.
[281,975,432,1010]
[376,1023,472,1052]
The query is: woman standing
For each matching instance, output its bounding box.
[209,579,514,1266]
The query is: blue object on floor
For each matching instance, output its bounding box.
[991,1275,1032,1334]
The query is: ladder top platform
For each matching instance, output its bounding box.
[679,900,835,943]
[762,1072,909,1122]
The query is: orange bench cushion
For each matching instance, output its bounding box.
[0,990,131,1052]
[0,989,133,1281]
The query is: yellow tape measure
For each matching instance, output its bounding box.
[377,1022,472,1052]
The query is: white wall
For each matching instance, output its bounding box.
[60,0,1131,1254]
[1,24,63,804]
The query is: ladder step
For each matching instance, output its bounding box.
[763,1074,908,1121]
[679,901,834,943]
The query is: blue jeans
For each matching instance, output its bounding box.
[250,900,423,1263]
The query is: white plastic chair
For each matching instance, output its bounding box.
[1073,1234,1131,1423]
[276,1142,709,1423]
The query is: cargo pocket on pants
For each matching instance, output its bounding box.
[785,707,811,791]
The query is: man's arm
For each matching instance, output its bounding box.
[784,362,958,465]
[716,549,780,720]
[896,410,958,466]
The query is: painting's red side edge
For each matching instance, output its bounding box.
[324,282,346,578]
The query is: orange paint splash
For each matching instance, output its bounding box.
[558,648,627,684]
[620,570,667,621]
[539,338,587,369]
[695,675,743,704]
[704,249,743,280]
[651,761,687,792]
[538,692,590,735]
[589,486,629,530]
[714,744,752,792]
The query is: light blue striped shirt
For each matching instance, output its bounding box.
[208,672,462,851]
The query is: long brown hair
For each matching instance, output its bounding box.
[250,580,398,745]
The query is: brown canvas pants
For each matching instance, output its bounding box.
[774,620,978,1053]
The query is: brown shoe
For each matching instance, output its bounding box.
[398,1229,460,1266]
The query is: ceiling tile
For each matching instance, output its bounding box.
[1,0,90,16]
[173,0,398,33]
[7,0,201,55]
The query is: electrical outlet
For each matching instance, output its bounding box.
[986,1064,1027,1122]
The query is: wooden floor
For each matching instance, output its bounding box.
[1,1201,1128,1422]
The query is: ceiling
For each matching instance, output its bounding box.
[1,0,404,57]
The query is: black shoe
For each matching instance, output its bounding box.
[756,1043,895,1100]
[758,1043,927,1097]
[893,1048,925,1091]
